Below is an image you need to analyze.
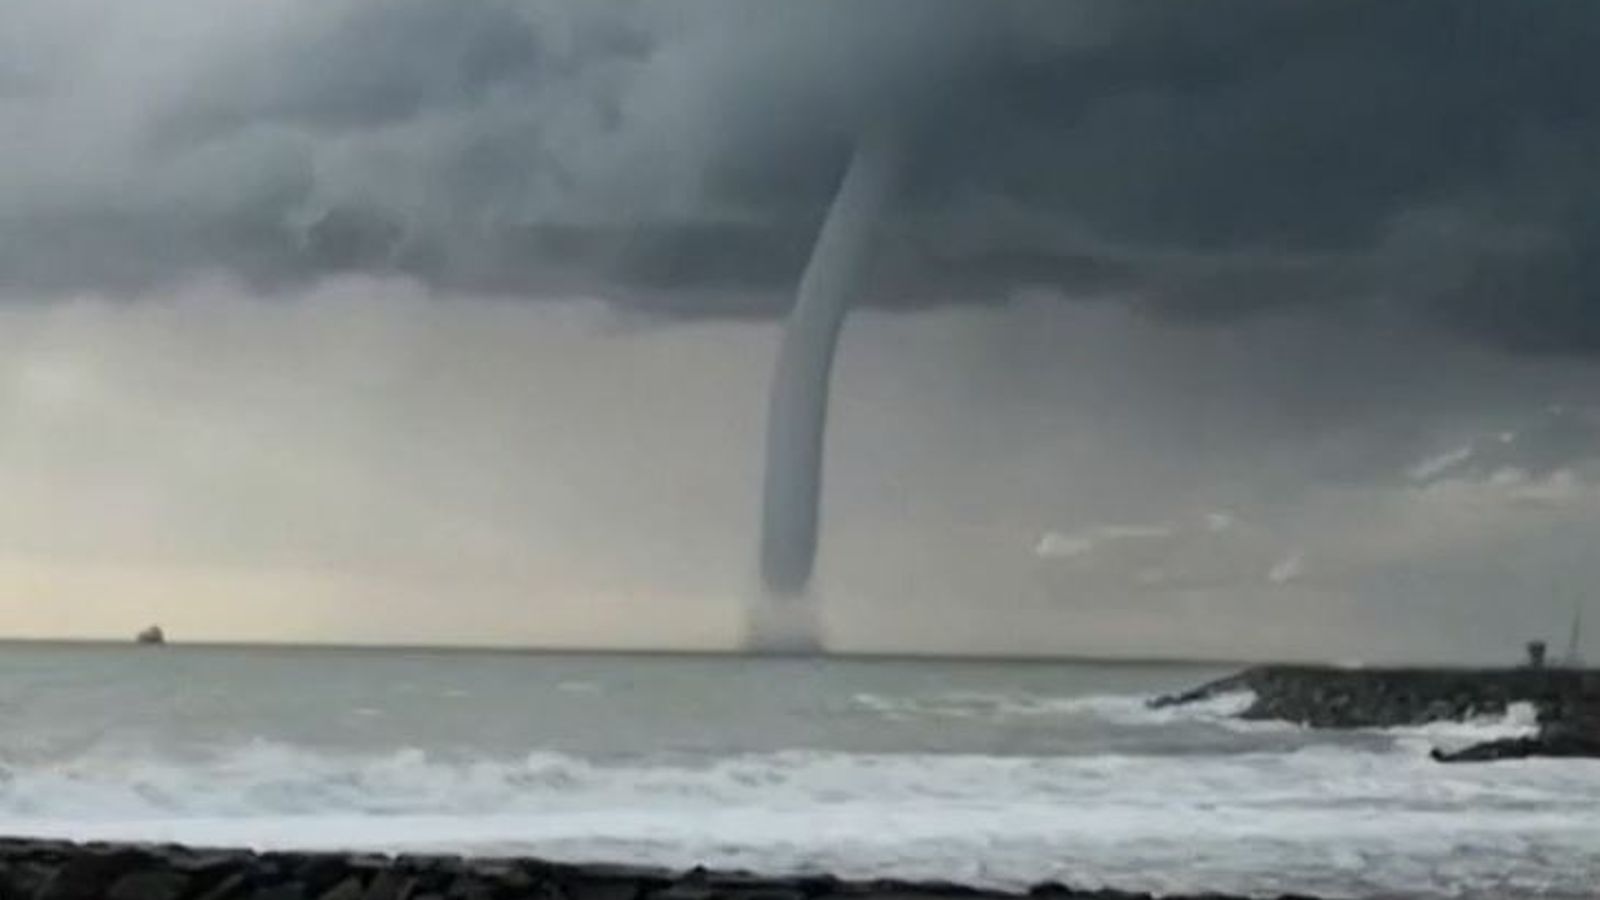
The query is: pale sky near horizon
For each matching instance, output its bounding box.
[2,276,1596,664]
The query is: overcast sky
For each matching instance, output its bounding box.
[3,0,1599,662]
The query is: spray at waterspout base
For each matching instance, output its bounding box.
[743,590,826,656]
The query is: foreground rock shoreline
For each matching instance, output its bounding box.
[0,839,1336,900]
[1152,664,1600,761]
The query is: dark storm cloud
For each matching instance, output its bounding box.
[6,1,1600,352]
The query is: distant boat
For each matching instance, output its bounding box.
[135,625,165,646]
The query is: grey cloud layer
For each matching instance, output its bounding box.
[6,1,1600,352]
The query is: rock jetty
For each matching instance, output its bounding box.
[1429,731,1600,762]
[1152,664,1600,761]
[0,839,1332,900]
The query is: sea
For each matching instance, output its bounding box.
[0,643,1596,900]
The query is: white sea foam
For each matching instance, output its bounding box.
[848,689,1256,725]
[0,737,1595,898]
[0,667,1588,900]
[846,689,1556,754]
[1380,701,1542,754]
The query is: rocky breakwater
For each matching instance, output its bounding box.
[1151,664,1600,762]
[0,839,1337,900]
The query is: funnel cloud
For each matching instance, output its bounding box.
[760,128,902,593]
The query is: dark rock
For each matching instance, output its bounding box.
[791,875,842,898]
[530,881,571,900]
[36,848,152,900]
[297,856,354,895]
[0,839,75,862]
[320,877,368,900]
[0,836,1366,900]
[107,870,190,900]
[395,856,465,893]
[461,862,516,882]
[865,880,984,898]
[725,890,805,900]
[194,872,252,900]
[171,851,254,876]
[817,894,977,900]
[1024,877,1152,890]
[689,878,805,900]
[647,885,717,900]
[444,875,494,900]
[1024,883,1139,890]
[1024,884,1148,898]
[0,860,56,898]
[1431,733,1600,762]
[571,865,671,882]
[705,873,792,894]
[397,856,466,875]
[1147,672,1249,709]
[362,869,418,900]
[562,876,640,900]
[492,868,539,896]
[255,855,299,882]
[1153,664,1600,763]
[254,881,309,900]
[571,863,672,895]
[344,856,395,874]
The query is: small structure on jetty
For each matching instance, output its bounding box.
[1526,640,1547,669]
[1526,603,1587,669]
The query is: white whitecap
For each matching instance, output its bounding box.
[0,739,1594,898]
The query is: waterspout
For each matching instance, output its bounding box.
[750,126,901,651]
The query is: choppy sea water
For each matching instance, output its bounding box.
[0,643,1595,899]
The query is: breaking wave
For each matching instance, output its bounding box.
[846,688,1256,724]
[0,685,1586,898]
[848,689,1544,747]
[1382,701,1542,754]
[0,722,1595,898]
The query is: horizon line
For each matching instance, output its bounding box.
[0,635,1260,667]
